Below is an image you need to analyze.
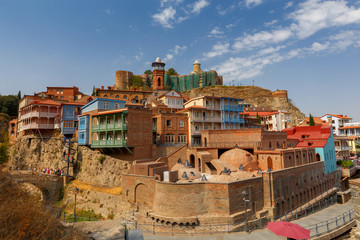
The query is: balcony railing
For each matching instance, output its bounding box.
[92,123,127,131]
[21,112,58,119]
[335,146,352,151]
[91,139,128,148]
[20,123,55,131]
[190,117,221,122]
[222,105,244,111]
[223,117,245,123]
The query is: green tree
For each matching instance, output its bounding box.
[0,95,19,117]
[167,68,178,76]
[144,69,152,75]
[0,143,8,164]
[309,114,315,126]
[17,91,21,100]
[130,76,144,87]
[256,112,261,124]
[91,86,97,96]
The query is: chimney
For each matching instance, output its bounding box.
[101,85,104,90]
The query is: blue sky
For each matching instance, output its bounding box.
[0,0,360,120]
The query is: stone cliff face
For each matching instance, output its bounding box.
[182,85,305,125]
[9,136,131,187]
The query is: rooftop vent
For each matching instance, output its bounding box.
[201,175,208,181]
[257,169,262,174]
[177,158,182,164]
[184,160,191,168]
[182,171,188,179]
[239,164,245,171]
[267,167,272,173]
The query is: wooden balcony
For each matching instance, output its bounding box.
[91,139,128,148]
[92,123,127,131]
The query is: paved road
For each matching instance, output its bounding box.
[143,201,354,240]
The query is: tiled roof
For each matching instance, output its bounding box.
[32,99,61,106]
[339,126,360,129]
[177,106,207,112]
[91,108,128,116]
[321,114,352,120]
[243,111,278,117]
[283,125,332,148]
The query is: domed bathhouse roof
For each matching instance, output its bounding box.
[219,148,259,172]
[156,57,161,62]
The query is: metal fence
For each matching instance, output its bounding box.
[125,195,340,236]
[303,209,355,238]
[62,212,101,223]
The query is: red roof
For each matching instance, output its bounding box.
[177,106,206,112]
[32,99,61,106]
[339,126,360,130]
[283,125,332,148]
[321,114,352,120]
[244,111,278,117]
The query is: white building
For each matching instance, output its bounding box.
[320,114,352,136]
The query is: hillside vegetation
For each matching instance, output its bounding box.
[182,85,305,125]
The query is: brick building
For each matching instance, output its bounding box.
[8,118,17,144]
[122,128,341,228]
[154,112,188,146]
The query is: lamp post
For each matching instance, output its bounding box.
[73,187,79,222]
[242,190,250,232]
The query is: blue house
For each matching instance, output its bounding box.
[61,103,84,136]
[78,98,126,145]
[220,97,245,129]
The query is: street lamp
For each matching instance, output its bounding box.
[73,187,79,222]
[242,190,250,232]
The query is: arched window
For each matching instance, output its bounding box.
[157,78,161,86]
[115,95,119,98]
[123,95,127,99]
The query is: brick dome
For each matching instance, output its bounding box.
[219,148,258,172]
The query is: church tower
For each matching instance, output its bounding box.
[152,57,166,91]
[192,59,202,74]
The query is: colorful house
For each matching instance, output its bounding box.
[60,103,85,136]
[284,125,337,174]
[220,97,244,129]
[78,98,126,146]
[19,99,61,136]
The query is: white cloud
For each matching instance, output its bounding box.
[135,52,144,61]
[105,9,113,15]
[152,6,176,28]
[310,42,329,52]
[160,0,184,7]
[203,42,230,58]
[164,45,187,61]
[289,0,360,39]
[284,1,293,9]
[208,27,224,38]
[245,0,263,8]
[264,20,278,27]
[191,0,210,14]
[233,29,293,50]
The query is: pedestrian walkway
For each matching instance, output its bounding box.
[143,201,354,240]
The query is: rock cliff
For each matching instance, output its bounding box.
[182,85,305,125]
[9,136,131,187]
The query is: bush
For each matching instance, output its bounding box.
[98,155,106,164]
[0,143,8,164]
[341,160,354,168]
[0,170,86,239]
[336,160,342,166]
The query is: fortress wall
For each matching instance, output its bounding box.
[152,182,207,217]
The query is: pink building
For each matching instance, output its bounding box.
[19,99,61,136]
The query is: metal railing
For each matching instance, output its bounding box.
[125,194,339,236]
[62,212,101,223]
[303,209,355,238]
[190,141,261,148]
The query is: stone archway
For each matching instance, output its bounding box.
[135,183,148,204]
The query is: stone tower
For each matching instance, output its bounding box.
[152,57,166,91]
[192,59,202,74]
[115,70,133,90]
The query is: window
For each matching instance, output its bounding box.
[64,121,73,128]
[57,89,60,94]
[103,102,109,109]
[115,95,119,98]
[204,124,208,130]
[60,89,63,94]
[114,103,120,109]
[166,120,171,127]
[178,134,187,143]
[194,112,199,118]
[60,96,64,100]
[165,134,174,143]
[195,124,200,131]
[123,95,127,99]
[179,120,184,127]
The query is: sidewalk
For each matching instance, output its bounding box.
[143,201,354,240]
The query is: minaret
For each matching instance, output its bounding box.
[152,57,166,91]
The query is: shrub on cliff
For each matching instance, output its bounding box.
[0,170,86,240]
[0,143,8,164]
